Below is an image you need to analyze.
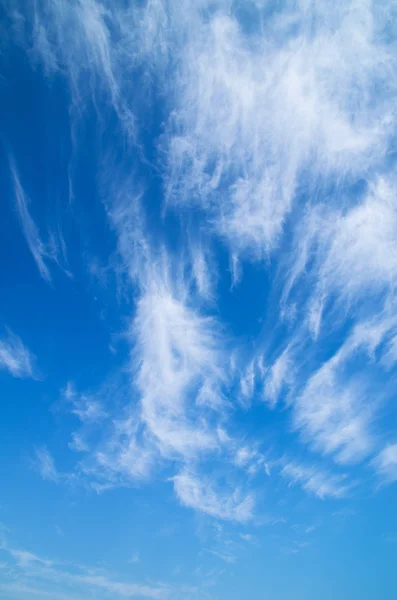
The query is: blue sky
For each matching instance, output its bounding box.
[1,1,397,598]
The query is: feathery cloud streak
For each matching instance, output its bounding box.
[0,329,36,379]
[9,160,53,282]
[4,0,397,524]
[0,540,174,600]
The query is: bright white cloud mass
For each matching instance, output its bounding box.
[1,1,397,599]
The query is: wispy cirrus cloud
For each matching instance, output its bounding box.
[293,359,374,465]
[0,583,78,600]
[57,240,244,511]
[281,461,351,500]
[284,177,397,337]
[173,469,254,522]
[35,447,61,483]
[5,1,397,537]
[75,184,248,512]
[263,346,293,407]
[0,329,36,379]
[163,1,394,259]
[5,0,143,137]
[282,303,397,469]
[373,443,397,484]
[205,548,236,565]
[63,383,109,424]
[0,540,172,600]
[9,160,53,282]
[134,270,225,460]
[6,547,53,569]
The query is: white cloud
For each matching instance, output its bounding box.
[6,0,397,527]
[71,395,108,424]
[281,461,350,499]
[205,548,236,564]
[163,1,394,259]
[293,358,374,465]
[284,177,397,337]
[134,269,225,460]
[239,533,254,543]
[320,178,397,302]
[234,447,254,468]
[71,573,166,599]
[64,288,229,498]
[173,470,254,522]
[289,307,397,467]
[373,443,397,484]
[9,160,52,282]
[264,347,292,406]
[382,335,397,370]
[7,548,53,569]
[0,329,36,379]
[186,236,217,301]
[0,583,77,600]
[69,432,89,453]
[1,541,168,600]
[7,0,136,134]
[233,445,267,477]
[239,360,256,404]
[62,376,156,485]
[35,447,60,483]
[63,381,76,400]
[92,426,155,483]
[105,182,150,286]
